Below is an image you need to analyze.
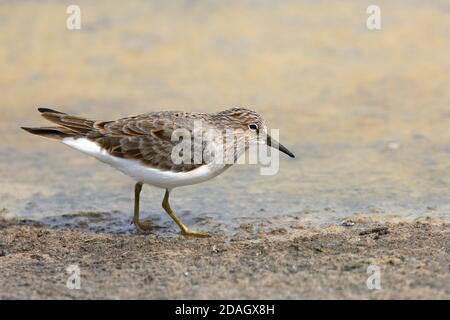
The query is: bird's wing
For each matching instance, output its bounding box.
[88,113,204,172]
[37,108,210,172]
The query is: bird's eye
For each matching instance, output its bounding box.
[248,124,258,131]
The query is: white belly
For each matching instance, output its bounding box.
[62,137,230,189]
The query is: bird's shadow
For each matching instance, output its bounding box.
[16,211,168,235]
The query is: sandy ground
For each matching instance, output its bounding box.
[0,215,448,299]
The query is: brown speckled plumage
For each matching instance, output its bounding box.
[24,107,266,172]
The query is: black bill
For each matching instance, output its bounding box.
[266,134,295,158]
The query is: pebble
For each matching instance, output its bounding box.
[342,220,355,227]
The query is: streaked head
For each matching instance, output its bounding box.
[214,107,295,158]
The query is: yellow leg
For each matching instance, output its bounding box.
[132,182,153,232]
[162,189,209,238]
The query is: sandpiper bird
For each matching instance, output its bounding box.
[22,107,294,237]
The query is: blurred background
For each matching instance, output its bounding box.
[0,0,449,233]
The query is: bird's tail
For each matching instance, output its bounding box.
[20,126,75,140]
[21,108,98,140]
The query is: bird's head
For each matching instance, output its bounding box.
[215,107,295,158]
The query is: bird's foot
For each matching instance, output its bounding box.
[181,228,210,238]
[132,219,154,233]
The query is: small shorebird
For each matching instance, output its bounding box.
[22,107,294,237]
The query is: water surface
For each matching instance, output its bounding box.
[0,1,449,233]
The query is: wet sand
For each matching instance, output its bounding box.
[0,215,448,299]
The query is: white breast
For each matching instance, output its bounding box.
[62,137,230,189]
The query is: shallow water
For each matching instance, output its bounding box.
[0,1,449,233]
